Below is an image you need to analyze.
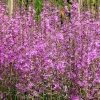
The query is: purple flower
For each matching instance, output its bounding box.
[70,94,82,100]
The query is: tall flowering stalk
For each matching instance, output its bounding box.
[0,0,100,100]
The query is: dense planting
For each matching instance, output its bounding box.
[0,1,100,100]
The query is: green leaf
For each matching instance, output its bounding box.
[34,0,43,15]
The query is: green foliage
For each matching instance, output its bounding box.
[25,0,28,9]
[58,0,64,9]
[34,0,43,15]
[19,0,23,8]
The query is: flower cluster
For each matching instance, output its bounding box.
[0,0,100,99]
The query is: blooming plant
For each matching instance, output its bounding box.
[0,0,100,100]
